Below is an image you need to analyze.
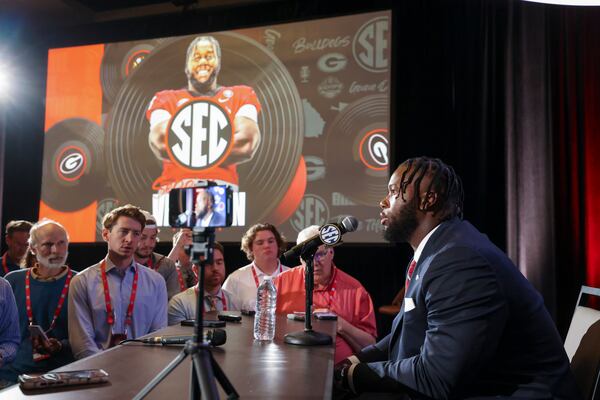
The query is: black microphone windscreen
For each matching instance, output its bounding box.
[340,216,358,233]
[209,328,227,346]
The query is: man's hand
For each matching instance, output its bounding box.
[333,359,354,399]
[148,120,169,160]
[32,337,62,355]
[173,229,193,250]
[42,338,63,354]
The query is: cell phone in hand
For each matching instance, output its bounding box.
[18,369,109,389]
[29,324,50,343]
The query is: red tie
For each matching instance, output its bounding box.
[405,259,417,291]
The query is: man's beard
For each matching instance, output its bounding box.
[187,70,218,94]
[135,248,153,260]
[36,252,68,269]
[384,200,419,243]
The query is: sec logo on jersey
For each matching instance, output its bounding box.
[166,100,234,170]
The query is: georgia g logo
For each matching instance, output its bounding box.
[319,224,342,246]
[55,145,87,182]
[166,100,233,170]
[359,128,389,171]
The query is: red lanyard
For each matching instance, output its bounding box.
[145,256,164,271]
[251,262,282,288]
[176,266,186,291]
[25,268,73,333]
[2,253,9,275]
[100,260,139,327]
[195,287,228,311]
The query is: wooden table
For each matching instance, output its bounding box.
[0,313,336,399]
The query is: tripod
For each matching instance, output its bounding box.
[134,228,238,400]
[284,246,332,346]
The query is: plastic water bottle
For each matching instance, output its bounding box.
[254,276,277,340]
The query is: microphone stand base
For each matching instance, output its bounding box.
[284,330,332,346]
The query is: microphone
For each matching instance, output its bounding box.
[282,216,358,263]
[141,328,226,346]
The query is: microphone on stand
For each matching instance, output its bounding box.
[141,328,226,346]
[282,216,358,263]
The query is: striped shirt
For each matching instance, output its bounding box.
[0,278,19,365]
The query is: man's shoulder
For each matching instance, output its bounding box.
[73,262,102,278]
[220,85,255,95]
[4,269,26,283]
[170,287,195,303]
[0,275,10,289]
[153,88,188,99]
[334,267,365,289]
[278,266,303,279]
[154,253,176,269]
[230,263,253,276]
[137,262,165,282]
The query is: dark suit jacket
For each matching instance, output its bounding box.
[194,210,226,228]
[354,218,580,399]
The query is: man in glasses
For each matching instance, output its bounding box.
[274,225,377,364]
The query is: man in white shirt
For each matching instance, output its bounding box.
[222,223,289,311]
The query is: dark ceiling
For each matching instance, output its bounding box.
[0,0,267,30]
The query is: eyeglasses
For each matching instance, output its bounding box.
[314,249,330,261]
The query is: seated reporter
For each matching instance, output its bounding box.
[168,242,238,325]
[274,226,377,364]
[0,277,19,388]
[1,220,33,277]
[68,205,167,359]
[0,220,75,383]
[135,210,184,300]
[167,228,197,289]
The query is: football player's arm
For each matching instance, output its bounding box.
[222,106,261,166]
[148,119,169,160]
[147,93,172,161]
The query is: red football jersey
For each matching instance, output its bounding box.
[147,85,261,190]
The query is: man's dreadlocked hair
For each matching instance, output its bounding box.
[399,157,464,221]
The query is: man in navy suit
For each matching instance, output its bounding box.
[334,157,581,399]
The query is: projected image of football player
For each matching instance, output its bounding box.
[146,35,262,191]
[193,188,225,228]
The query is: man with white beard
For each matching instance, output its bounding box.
[0,219,75,384]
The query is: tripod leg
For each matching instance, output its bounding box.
[133,350,188,400]
[190,356,200,400]
[209,351,239,399]
[191,349,220,399]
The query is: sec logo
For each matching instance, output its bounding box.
[319,224,341,246]
[353,16,389,73]
[290,194,330,233]
[166,100,233,170]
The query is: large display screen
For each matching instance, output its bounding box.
[40,10,391,242]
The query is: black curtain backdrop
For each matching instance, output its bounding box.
[3,0,599,338]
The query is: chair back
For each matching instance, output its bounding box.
[565,286,600,400]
